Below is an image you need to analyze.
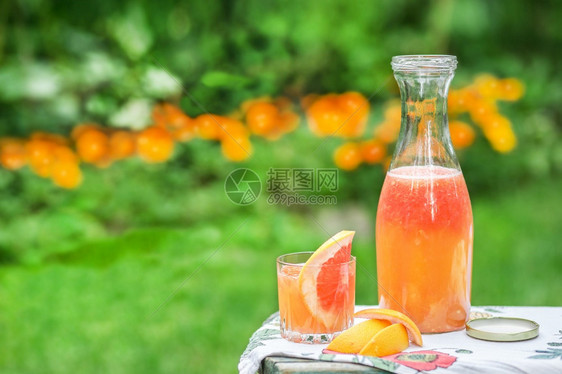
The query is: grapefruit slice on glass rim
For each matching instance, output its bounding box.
[298,230,355,329]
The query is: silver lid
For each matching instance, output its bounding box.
[466,317,539,342]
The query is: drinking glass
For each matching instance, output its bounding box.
[277,252,355,343]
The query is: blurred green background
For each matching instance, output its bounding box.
[1,0,561,373]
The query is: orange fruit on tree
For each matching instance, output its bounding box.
[71,123,102,141]
[307,92,369,138]
[481,115,517,153]
[497,78,525,101]
[337,92,369,137]
[307,94,340,136]
[448,88,477,115]
[136,126,175,163]
[0,138,27,170]
[298,230,355,330]
[360,139,386,164]
[219,117,248,138]
[172,122,197,142]
[246,101,278,138]
[30,132,68,146]
[354,308,423,346]
[152,103,195,141]
[326,319,391,354]
[474,74,501,99]
[449,120,476,149]
[486,128,517,153]
[109,130,136,160]
[53,145,79,163]
[25,139,56,177]
[358,323,410,357]
[76,128,110,163]
[240,96,271,113]
[383,101,401,123]
[469,99,498,125]
[246,100,299,140]
[51,160,82,189]
[194,114,232,140]
[481,113,511,131]
[221,132,252,162]
[334,142,362,171]
[164,107,192,131]
[51,145,84,186]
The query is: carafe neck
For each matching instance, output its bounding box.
[390,55,459,171]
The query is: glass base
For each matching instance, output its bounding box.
[280,318,351,344]
[421,324,467,334]
[280,329,341,344]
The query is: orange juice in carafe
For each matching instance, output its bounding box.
[376,56,473,333]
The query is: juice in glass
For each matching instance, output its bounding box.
[277,252,355,343]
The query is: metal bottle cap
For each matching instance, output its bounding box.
[466,317,539,342]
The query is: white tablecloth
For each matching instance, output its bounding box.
[239,306,562,374]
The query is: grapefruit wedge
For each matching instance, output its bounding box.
[359,323,410,357]
[326,319,390,354]
[354,308,423,346]
[298,230,355,329]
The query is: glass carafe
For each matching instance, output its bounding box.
[376,55,473,333]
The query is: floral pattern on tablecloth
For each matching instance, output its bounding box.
[239,306,562,374]
[529,342,562,360]
[385,350,457,371]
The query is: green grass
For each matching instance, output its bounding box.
[471,179,562,305]
[0,178,561,373]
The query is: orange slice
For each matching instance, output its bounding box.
[299,230,355,328]
[359,323,410,357]
[354,308,423,346]
[326,319,391,354]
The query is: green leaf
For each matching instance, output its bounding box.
[529,354,558,359]
[360,356,399,371]
[107,4,153,60]
[456,349,473,354]
[142,67,182,98]
[201,71,251,88]
[255,328,280,340]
